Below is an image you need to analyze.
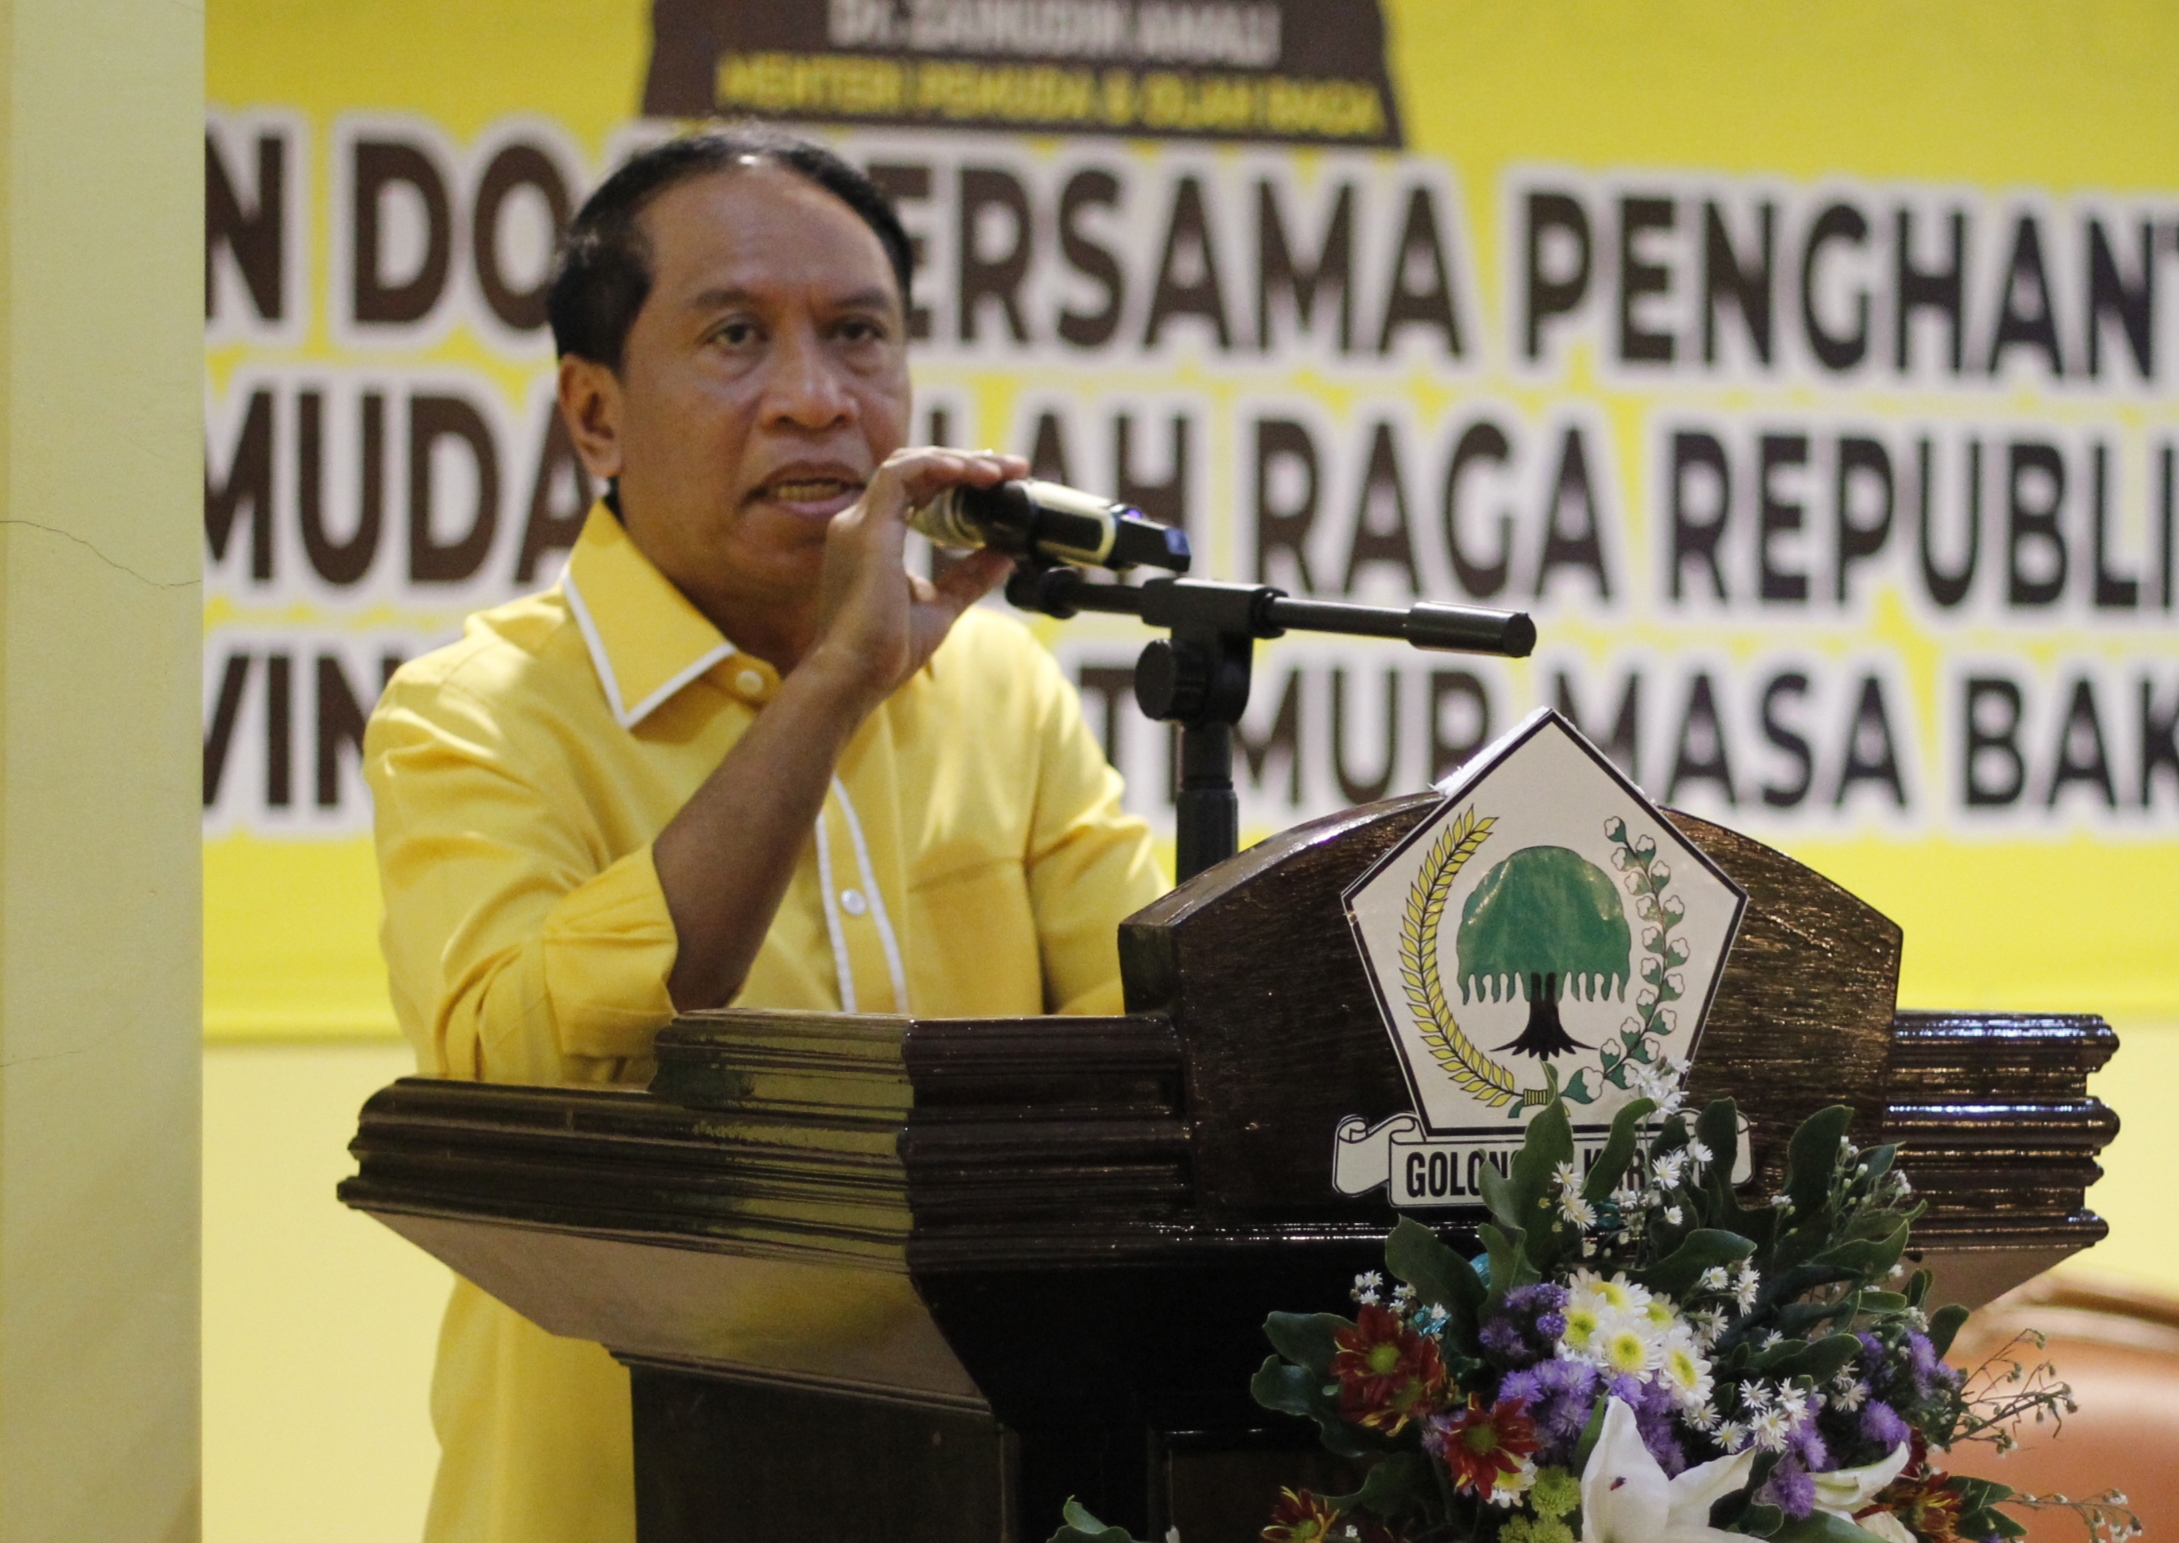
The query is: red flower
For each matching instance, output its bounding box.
[1330,1304,1450,1434]
[1422,1394,1541,1498]
[1865,1450,1967,1543]
[1262,1488,1339,1543]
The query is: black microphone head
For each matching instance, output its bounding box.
[1108,512,1191,573]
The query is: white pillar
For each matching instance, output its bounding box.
[0,0,203,1537]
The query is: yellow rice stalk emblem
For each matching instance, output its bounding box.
[1396,807,1552,1112]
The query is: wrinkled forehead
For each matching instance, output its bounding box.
[635,163,902,313]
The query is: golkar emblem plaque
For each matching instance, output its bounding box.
[1336,709,1748,1207]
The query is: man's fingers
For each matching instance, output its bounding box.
[880,446,1033,514]
[903,550,1011,672]
[928,549,1012,613]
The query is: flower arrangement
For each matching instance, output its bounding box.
[1052,1091,2137,1543]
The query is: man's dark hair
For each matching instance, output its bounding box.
[546,124,914,370]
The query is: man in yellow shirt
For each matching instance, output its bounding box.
[364,126,1164,1543]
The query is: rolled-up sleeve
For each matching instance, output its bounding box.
[367,673,678,1086]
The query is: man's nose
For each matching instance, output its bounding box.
[760,324,855,431]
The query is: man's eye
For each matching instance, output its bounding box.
[838,318,889,344]
[713,320,759,346]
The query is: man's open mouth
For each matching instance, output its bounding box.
[755,477,862,504]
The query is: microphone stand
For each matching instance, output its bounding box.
[1006,566,1538,883]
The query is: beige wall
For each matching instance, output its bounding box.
[0,0,204,1538]
[204,1044,442,1543]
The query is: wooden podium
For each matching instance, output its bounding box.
[340,797,2116,1543]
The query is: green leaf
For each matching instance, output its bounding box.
[1784,1106,1855,1215]
[1952,1475,2017,1510]
[1264,1312,1350,1377]
[1768,1512,1895,1543]
[1811,1218,1912,1279]
[1747,1336,1811,1372]
[1571,1391,1608,1472]
[1385,1218,1484,1348]
[1353,1452,1432,1518]
[1249,1357,1328,1420]
[1633,1228,1757,1298]
[1695,1098,1774,1243]
[1734,1503,1785,1538]
[1766,1260,1858,1305]
[1926,1302,1971,1360]
[1841,1207,1916,1244]
[1695,1098,1739,1168]
[1477,1153,1520,1236]
[1247,1358,1376,1460]
[1762,1331,1862,1384]
[1478,1222,1531,1315]
[1512,1100,1576,1222]
[1775,1299,1858,1341]
[1049,1498,1153,1543]
[1855,1292,1909,1315]
[1583,1097,1659,1205]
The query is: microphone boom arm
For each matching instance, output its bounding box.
[1005,567,1537,883]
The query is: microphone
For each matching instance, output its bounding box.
[909,479,1192,574]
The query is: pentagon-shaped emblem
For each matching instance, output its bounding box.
[1335,709,1748,1207]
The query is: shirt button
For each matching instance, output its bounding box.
[839,888,868,917]
[734,668,767,699]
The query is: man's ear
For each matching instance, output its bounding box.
[558,355,625,480]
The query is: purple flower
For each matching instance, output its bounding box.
[1519,1358,1600,1463]
[1905,1333,1941,1398]
[1592,1373,1687,1472]
[1636,1406,1686,1475]
[1788,1419,1833,1472]
[1482,1283,1573,1370]
[1538,1357,1594,1393]
[1499,1369,1543,1406]
[1546,1390,1592,1440]
[1480,1317,1526,1358]
[1860,1400,1909,1448]
[1759,1457,1816,1521]
[1505,1283,1570,1316]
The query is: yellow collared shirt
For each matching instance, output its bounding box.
[364,504,1164,1543]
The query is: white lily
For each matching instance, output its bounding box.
[1579,1397,1755,1543]
[1810,1441,1913,1541]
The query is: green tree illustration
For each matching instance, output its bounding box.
[1455,845,1632,1061]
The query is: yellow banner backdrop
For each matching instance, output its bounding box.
[207,0,2179,1039]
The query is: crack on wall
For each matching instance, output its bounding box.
[0,518,200,590]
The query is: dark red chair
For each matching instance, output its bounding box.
[1945,1271,2179,1538]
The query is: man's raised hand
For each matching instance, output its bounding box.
[805,446,1025,711]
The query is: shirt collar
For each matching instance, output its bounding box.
[560,504,740,729]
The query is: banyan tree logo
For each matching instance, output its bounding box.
[1335,710,1748,1208]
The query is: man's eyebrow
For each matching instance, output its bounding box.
[685,286,759,312]
[682,285,901,313]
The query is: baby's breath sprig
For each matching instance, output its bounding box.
[1949,1328,2079,1449]
[2002,1487,2142,1543]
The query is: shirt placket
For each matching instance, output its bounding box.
[813,776,906,1016]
